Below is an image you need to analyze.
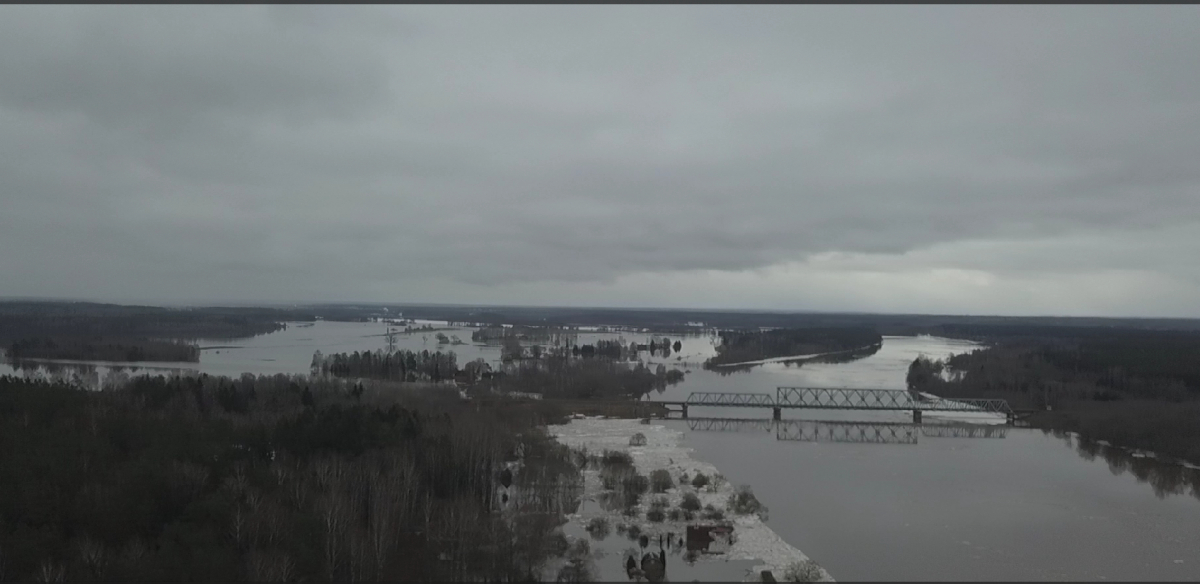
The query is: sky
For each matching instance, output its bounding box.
[2,5,1199,317]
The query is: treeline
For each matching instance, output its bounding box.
[569,338,677,360]
[0,305,288,343]
[391,303,1200,332]
[484,358,686,400]
[705,327,882,368]
[710,341,882,376]
[908,329,1200,464]
[311,350,458,383]
[499,337,684,363]
[0,302,291,364]
[0,373,583,582]
[6,337,200,363]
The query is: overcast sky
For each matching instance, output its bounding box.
[2,5,1199,316]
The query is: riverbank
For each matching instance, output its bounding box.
[550,416,834,582]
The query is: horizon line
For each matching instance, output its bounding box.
[2,295,1199,322]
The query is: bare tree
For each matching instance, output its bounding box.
[77,536,108,579]
[36,561,65,583]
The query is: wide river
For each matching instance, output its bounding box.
[4,322,1200,580]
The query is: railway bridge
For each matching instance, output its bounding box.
[660,387,1029,425]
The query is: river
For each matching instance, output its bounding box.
[653,336,1200,581]
[3,323,1199,580]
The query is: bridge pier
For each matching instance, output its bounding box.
[681,404,688,420]
[912,410,922,424]
[1006,412,1014,426]
[772,407,781,421]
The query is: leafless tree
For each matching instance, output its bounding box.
[36,561,65,583]
[77,536,108,579]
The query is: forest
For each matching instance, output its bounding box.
[0,302,290,342]
[0,373,584,582]
[308,344,685,402]
[704,327,882,368]
[907,328,1200,465]
[483,357,685,400]
[0,302,295,364]
[5,337,200,363]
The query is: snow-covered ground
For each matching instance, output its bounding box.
[550,417,835,582]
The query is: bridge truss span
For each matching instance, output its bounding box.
[685,392,776,407]
[774,387,1014,415]
[776,387,915,410]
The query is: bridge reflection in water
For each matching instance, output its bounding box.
[684,417,1007,445]
[667,387,1027,425]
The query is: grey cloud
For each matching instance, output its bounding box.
[2,5,1200,314]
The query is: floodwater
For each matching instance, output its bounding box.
[659,336,1200,581]
[0,319,712,381]
[551,498,761,582]
[5,324,1200,580]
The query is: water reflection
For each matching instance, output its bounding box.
[1050,429,1200,501]
[685,417,1006,445]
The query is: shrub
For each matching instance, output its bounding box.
[602,467,649,495]
[601,449,634,469]
[646,507,666,522]
[649,469,674,493]
[568,538,591,559]
[680,472,690,483]
[691,472,710,489]
[668,508,683,521]
[626,524,643,540]
[701,504,724,521]
[557,540,595,583]
[682,509,695,521]
[629,432,648,446]
[679,492,702,512]
[571,447,589,469]
[783,559,824,582]
[624,473,650,495]
[585,517,610,539]
[728,485,769,520]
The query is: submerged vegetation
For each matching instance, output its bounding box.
[311,349,459,383]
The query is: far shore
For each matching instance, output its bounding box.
[709,342,881,368]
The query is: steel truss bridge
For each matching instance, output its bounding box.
[662,387,1026,425]
[685,417,1008,444]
